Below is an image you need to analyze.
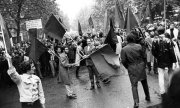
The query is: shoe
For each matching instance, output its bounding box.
[76,75,80,78]
[103,79,111,84]
[134,103,139,108]
[96,83,101,88]
[90,85,95,90]
[145,96,151,102]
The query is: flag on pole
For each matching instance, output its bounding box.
[104,19,118,52]
[145,0,152,23]
[44,14,66,40]
[88,15,94,29]
[114,0,125,29]
[28,37,47,62]
[124,7,139,33]
[89,45,120,79]
[78,21,83,36]
[0,13,12,53]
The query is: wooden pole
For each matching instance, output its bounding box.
[1,25,11,67]
[164,0,166,30]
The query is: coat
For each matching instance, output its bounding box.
[59,53,71,85]
[121,43,146,84]
[152,36,176,68]
[84,45,95,66]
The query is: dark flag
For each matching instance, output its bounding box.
[44,14,66,40]
[104,19,118,52]
[124,7,139,33]
[89,45,121,80]
[114,0,125,29]
[28,28,37,41]
[28,38,47,62]
[144,1,152,23]
[78,21,83,36]
[0,13,11,53]
[88,16,94,28]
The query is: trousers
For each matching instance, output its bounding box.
[131,79,150,104]
[21,100,42,108]
[87,65,99,84]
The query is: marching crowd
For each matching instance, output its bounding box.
[1,21,180,108]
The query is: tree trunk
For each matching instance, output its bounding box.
[16,0,24,43]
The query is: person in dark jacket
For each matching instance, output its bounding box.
[152,26,176,98]
[121,33,150,108]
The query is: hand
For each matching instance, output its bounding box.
[5,53,11,59]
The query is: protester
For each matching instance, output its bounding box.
[59,46,77,99]
[121,33,150,108]
[84,38,101,90]
[75,41,84,78]
[152,26,177,98]
[6,55,45,108]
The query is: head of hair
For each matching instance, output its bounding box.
[126,33,135,43]
[99,32,103,38]
[77,41,82,45]
[19,61,32,74]
[157,26,165,35]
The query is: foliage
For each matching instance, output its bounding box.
[0,0,69,42]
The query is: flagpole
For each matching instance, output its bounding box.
[1,25,11,67]
[164,0,166,30]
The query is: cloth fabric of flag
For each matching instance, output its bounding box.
[78,21,83,36]
[89,45,120,79]
[88,16,94,28]
[44,14,66,40]
[124,7,139,33]
[28,37,47,62]
[104,19,118,52]
[114,0,125,29]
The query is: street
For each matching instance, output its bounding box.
[0,65,161,108]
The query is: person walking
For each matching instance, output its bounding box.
[121,33,150,108]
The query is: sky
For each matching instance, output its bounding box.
[56,0,95,23]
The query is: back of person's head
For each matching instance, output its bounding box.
[162,69,180,108]
[157,26,165,35]
[126,33,135,43]
[19,61,32,74]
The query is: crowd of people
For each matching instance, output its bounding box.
[1,21,180,108]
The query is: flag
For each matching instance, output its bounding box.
[0,13,11,53]
[124,7,139,33]
[88,16,94,28]
[28,37,47,62]
[78,21,83,36]
[44,14,66,40]
[28,28,37,41]
[114,0,125,29]
[144,0,152,23]
[89,45,121,80]
[104,19,118,52]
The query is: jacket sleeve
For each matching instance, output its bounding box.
[7,67,21,84]
[38,78,45,104]
[152,40,158,58]
[60,55,69,67]
[121,49,128,69]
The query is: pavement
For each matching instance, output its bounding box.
[0,65,162,108]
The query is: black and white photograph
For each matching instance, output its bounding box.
[0,0,180,108]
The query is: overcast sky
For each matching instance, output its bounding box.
[56,0,95,23]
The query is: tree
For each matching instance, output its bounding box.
[71,7,92,34]
[0,0,61,43]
